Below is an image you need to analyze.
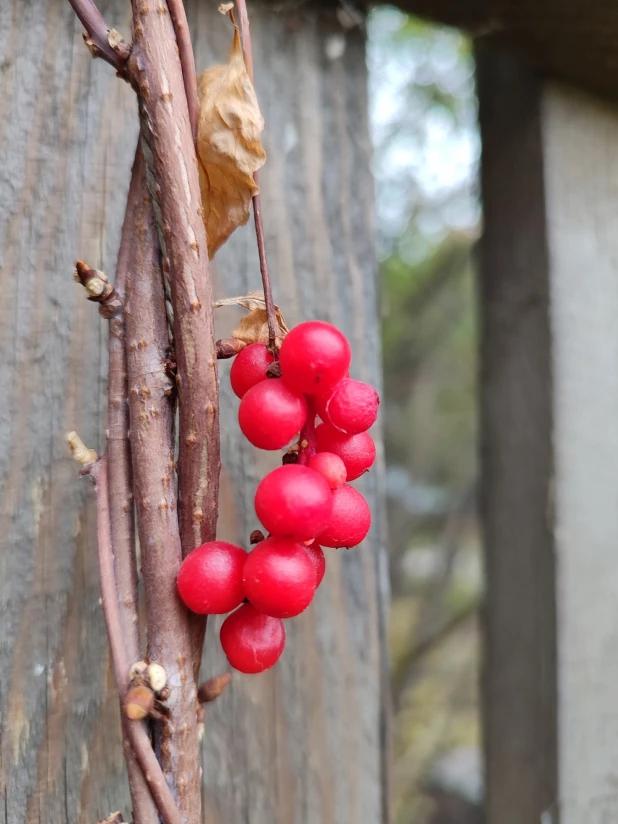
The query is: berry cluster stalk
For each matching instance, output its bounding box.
[234,0,278,353]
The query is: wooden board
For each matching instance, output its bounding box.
[543,82,618,824]
[476,46,558,824]
[0,2,388,822]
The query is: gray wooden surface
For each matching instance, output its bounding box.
[544,84,618,824]
[476,47,558,824]
[0,2,388,822]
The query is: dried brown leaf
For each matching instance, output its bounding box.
[197,24,266,258]
[215,290,289,347]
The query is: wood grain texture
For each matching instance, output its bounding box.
[543,84,618,824]
[0,2,388,822]
[390,0,618,107]
[476,47,558,824]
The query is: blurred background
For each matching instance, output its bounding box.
[369,8,482,823]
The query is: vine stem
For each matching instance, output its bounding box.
[89,456,183,824]
[106,146,158,824]
[234,0,278,353]
[166,0,199,141]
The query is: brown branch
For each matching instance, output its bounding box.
[81,453,182,824]
[123,155,201,820]
[107,151,141,677]
[129,0,221,685]
[233,0,277,353]
[107,152,160,824]
[66,0,130,71]
[166,0,199,141]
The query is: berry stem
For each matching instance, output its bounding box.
[297,399,318,466]
[234,0,278,354]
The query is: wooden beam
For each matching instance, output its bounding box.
[477,46,557,824]
[479,43,618,823]
[389,0,618,106]
[543,82,618,824]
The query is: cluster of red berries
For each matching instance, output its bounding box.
[177,321,379,674]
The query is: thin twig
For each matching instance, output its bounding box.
[88,456,183,824]
[123,153,201,821]
[108,148,142,671]
[166,0,199,141]
[67,0,130,70]
[106,148,159,824]
[234,0,277,353]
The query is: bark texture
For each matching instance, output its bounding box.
[123,153,200,820]
[0,2,388,822]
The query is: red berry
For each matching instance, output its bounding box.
[315,424,376,481]
[239,379,307,450]
[243,537,316,618]
[307,452,347,489]
[230,343,275,399]
[318,484,371,548]
[279,321,351,394]
[316,378,379,434]
[220,603,285,674]
[177,541,246,615]
[255,464,333,541]
[304,541,326,587]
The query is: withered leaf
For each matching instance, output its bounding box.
[197,24,266,258]
[215,290,289,348]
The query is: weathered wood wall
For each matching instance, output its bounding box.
[0,2,388,822]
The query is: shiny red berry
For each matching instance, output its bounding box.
[177,541,247,615]
[230,343,275,398]
[307,451,347,489]
[315,424,376,481]
[220,603,285,674]
[304,541,326,587]
[316,378,379,434]
[243,537,316,618]
[318,484,371,548]
[239,379,307,450]
[254,464,333,541]
[279,321,351,394]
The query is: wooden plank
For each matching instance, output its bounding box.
[0,2,388,822]
[543,84,618,824]
[476,46,558,824]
